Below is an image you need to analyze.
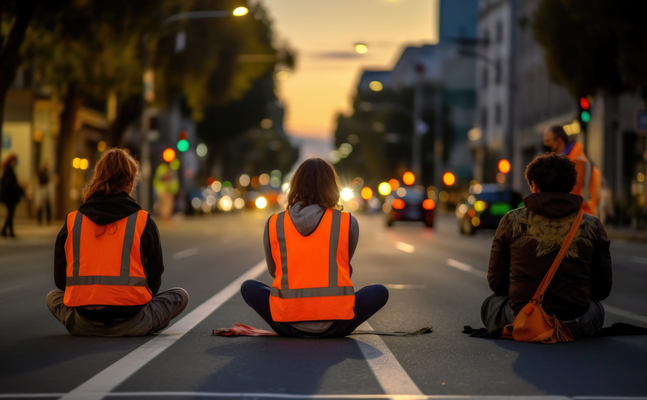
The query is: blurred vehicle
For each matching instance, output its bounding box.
[456,184,522,235]
[385,186,435,228]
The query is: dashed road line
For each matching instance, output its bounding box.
[172,247,200,260]
[632,256,647,265]
[59,260,267,400]
[446,259,487,278]
[395,242,415,253]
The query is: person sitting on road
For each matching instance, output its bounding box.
[46,149,189,336]
[241,158,389,338]
[481,153,612,338]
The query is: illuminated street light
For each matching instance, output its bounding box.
[255,196,268,209]
[354,43,368,54]
[369,81,383,92]
[233,7,249,16]
[361,187,373,200]
[79,159,89,170]
[378,182,392,196]
[402,171,415,185]
[498,159,511,174]
[72,158,81,169]
[340,188,354,202]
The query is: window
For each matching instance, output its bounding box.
[481,108,488,129]
[495,60,502,84]
[496,21,503,44]
[481,67,489,89]
[495,103,502,125]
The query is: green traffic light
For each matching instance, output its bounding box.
[581,111,591,123]
[177,139,189,152]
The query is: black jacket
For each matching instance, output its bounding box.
[0,166,24,205]
[488,192,613,320]
[54,195,165,322]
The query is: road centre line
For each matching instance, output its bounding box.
[172,247,200,260]
[446,259,487,278]
[395,242,415,253]
[60,260,267,400]
[352,321,424,396]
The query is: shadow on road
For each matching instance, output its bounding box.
[199,336,382,394]
[494,337,647,396]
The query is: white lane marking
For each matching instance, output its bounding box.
[383,284,427,290]
[604,304,647,324]
[395,242,415,253]
[632,256,647,265]
[60,260,267,400]
[172,247,200,260]
[446,259,487,278]
[352,321,424,396]
[0,393,590,399]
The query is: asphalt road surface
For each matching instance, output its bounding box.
[1,209,647,400]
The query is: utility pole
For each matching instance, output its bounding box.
[412,63,427,179]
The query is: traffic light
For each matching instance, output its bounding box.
[579,97,591,132]
[177,130,189,152]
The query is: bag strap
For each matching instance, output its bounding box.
[532,209,584,303]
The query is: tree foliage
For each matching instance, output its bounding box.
[533,0,647,103]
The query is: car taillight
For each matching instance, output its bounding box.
[392,199,405,210]
[422,199,435,210]
[467,209,477,218]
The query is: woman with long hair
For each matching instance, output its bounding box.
[46,148,189,336]
[1,154,25,237]
[241,158,389,337]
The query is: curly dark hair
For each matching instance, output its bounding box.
[525,153,577,193]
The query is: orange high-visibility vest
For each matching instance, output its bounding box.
[567,142,602,216]
[63,210,153,307]
[268,208,355,322]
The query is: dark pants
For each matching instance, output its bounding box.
[481,294,605,338]
[240,280,389,338]
[38,199,51,225]
[1,202,17,236]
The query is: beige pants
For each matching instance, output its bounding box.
[46,288,189,336]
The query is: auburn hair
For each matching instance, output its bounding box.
[287,158,342,210]
[2,154,17,170]
[83,148,140,201]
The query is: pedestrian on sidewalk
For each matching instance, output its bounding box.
[481,153,612,338]
[1,154,25,238]
[36,161,52,225]
[241,157,389,338]
[46,148,189,336]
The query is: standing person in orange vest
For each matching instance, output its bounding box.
[543,126,602,216]
[46,149,189,336]
[241,158,389,338]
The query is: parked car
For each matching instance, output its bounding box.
[386,186,435,228]
[456,184,522,235]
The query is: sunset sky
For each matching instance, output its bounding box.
[258,0,439,140]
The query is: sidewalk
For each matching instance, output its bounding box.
[0,219,62,244]
[605,225,647,243]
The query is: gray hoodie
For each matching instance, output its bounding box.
[263,202,359,332]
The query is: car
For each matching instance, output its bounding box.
[386,186,435,228]
[456,184,522,235]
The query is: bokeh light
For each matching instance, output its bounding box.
[219,196,233,211]
[498,159,511,174]
[270,176,281,188]
[389,179,399,191]
[422,199,435,210]
[162,148,176,163]
[196,144,208,157]
[340,188,354,202]
[211,181,222,192]
[177,139,189,152]
[472,217,481,227]
[396,187,407,197]
[361,187,373,200]
[234,198,245,209]
[233,6,249,16]
[259,174,270,186]
[256,196,268,209]
[97,141,107,152]
[402,171,415,185]
[354,43,368,54]
[442,172,455,186]
[239,174,250,187]
[72,158,81,169]
[369,81,383,91]
[474,201,487,212]
[439,191,449,202]
[170,159,180,170]
[349,200,359,212]
[79,159,89,170]
[378,182,392,196]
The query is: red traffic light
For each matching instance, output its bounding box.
[179,130,189,140]
[579,98,590,110]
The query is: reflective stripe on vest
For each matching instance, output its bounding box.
[63,210,152,307]
[268,208,355,322]
[66,211,145,287]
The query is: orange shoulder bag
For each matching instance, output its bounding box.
[501,209,583,343]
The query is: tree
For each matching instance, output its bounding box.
[533,0,647,103]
